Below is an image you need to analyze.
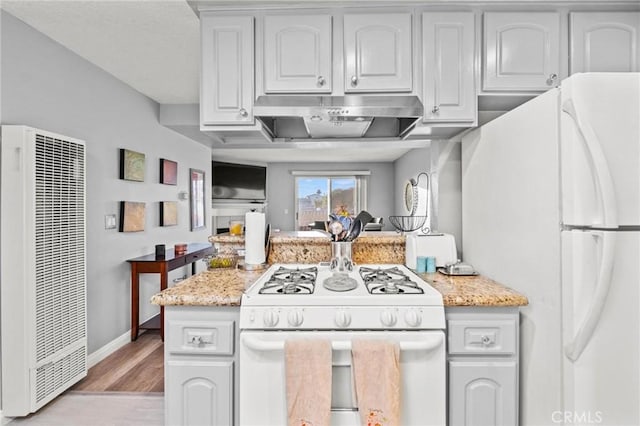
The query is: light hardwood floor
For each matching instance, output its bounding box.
[72,331,164,393]
[8,333,165,425]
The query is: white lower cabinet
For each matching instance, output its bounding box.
[446,307,520,426]
[449,361,518,425]
[164,306,240,426]
[163,305,521,425]
[166,360,233,426]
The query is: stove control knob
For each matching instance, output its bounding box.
[287,309,304,327]
[335,309,351,328]
[380,309,398,327]
[263,310,280,328]
[404,309,422,327]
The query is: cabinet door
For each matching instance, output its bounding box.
[166,360,233,426]
[570,12,640,73]
[449,361,518,426]
[344,13,413,92]
[264,14,332,93]
[422,12,476,122]
[484,12,560,91]
[201,14,254,125]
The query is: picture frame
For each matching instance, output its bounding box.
[160,201,178,226]
[189,168,206,231]
[119,149,145,182]
[119,201,146,232]
[159,158,177,185]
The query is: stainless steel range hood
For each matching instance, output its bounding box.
[253,95,423,140]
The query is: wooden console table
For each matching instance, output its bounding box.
[126,242,214,341]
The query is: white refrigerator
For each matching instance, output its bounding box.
[461,73,639,426]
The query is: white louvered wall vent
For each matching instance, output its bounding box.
[1,126,87,416]
[34,133,86,362]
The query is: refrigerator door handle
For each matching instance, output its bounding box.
[562,99,618,228]
[564,231,616,362]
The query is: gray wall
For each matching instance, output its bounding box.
[266,162,395,231]
[1,12,211,353]
[394,147,432,215]
[393,143,463,257]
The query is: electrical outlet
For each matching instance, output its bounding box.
[105,214,116,230]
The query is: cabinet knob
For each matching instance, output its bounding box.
[432,105,440,114]
[546,73,558,86]
[239,108,249,118]
[317,76,326,86]
[189,336,203,346]
[350,75,358,87]
[481,335,492,346]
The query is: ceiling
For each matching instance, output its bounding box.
[0,0,425,162]
[2,0,201,104]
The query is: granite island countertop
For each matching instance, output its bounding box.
[150,268,264,306]
[152,267,528,307]
[210,230,407,264]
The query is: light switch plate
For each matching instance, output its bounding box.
[105,214,117,230]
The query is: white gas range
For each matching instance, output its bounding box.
[240,263,445,330]
[239,263,446,426]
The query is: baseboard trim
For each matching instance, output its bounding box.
[87,330,131,369]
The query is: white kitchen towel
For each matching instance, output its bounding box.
[351,340,401,426]
[244,211,265,265]
[285,340,332,426]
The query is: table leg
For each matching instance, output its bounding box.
[160,263,168,341]
[131,264,140,341]
[192,261,197,276]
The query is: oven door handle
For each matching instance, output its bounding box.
[241,333,444,353]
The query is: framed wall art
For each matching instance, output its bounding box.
[119,201,146,232]
[160,201,178,226]
[189,168,206,231]
[119,149,145,182]
[160,158,177,185]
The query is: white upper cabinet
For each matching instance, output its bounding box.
[201,14,254,126]
[343,13,413,92]
[264,14,333,93]
[570,12,640,73]
[422,12,476,122]
[483,12,561,91]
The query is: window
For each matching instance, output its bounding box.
[294,173,368,230]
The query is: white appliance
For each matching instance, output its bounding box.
[1,126,87,417]
[462,73,640,426]
[405,233,458,269]
[239,263,446,425]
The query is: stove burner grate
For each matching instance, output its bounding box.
[359,266,424,295]
[259,266,318,295]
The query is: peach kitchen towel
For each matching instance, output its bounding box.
[285,340,332,426]
[351,340,401,426]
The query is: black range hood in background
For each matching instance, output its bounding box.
[253,95,424,140]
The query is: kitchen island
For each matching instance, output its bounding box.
[151,267,528,308]
[210,230,406,264]
[152,264,527,426]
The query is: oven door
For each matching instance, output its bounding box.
[239,330,445,426]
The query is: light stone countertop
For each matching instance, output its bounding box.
[152,266,528,307]
[150,269,264,306]
[420,271,529,306]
